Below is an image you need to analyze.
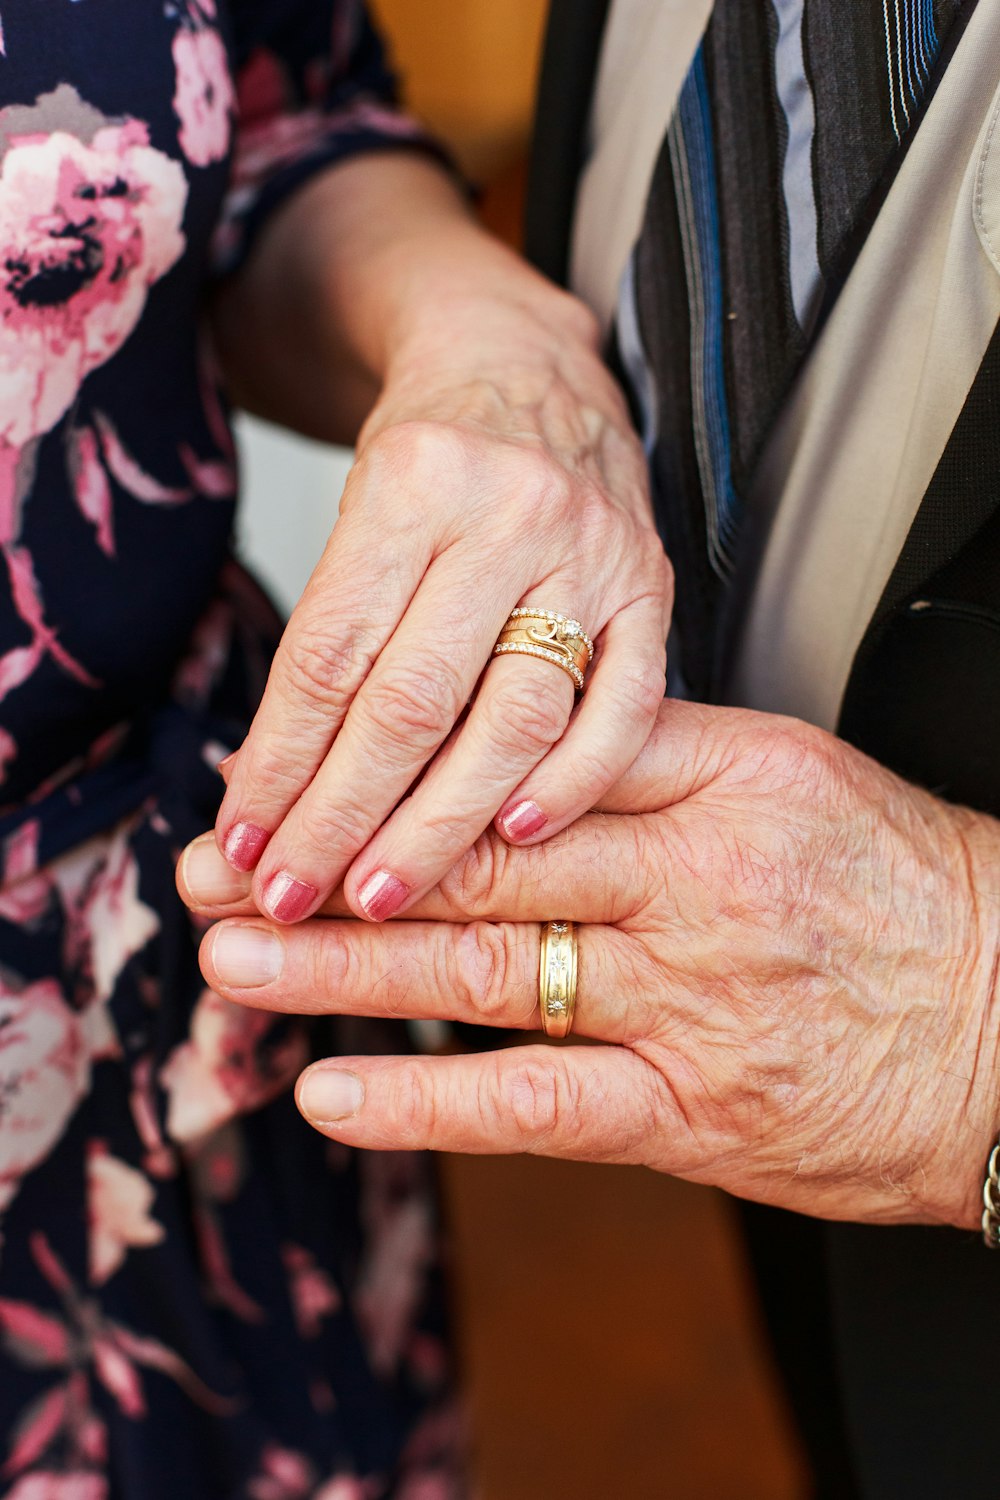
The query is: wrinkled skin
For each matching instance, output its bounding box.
[214,270,671,925]
[179,700,1000,1230]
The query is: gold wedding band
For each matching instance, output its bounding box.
[492,608,595,692]
[538,920,578,1039]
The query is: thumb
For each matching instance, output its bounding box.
[594,698,749,814]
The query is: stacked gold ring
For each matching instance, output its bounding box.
[492,608,595,692]
[538,920,578,1039]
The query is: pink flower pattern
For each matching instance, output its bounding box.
[282,1243,341,1339]
[0,1,458,1493]
[0,86,188,720]
[0,978,92,1221]
[6,1475,108,1500]
[172,24,236,169]
[0,96,187,460]
[159,987,309,1145]
[86,1143,166,1286]
[1,771,459,1492]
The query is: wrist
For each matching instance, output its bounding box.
[366,257,642,469]
[382,255,602,391]
[923,807,1000,1230]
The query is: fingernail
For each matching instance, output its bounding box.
[223,821,268,872]
[181,836,249,906]
[211,924,284,987]
[217,752,237,784]
[299,1069,365,1123]
[499,799,546,842]
[357,870,409,922]
[263,871,319,924]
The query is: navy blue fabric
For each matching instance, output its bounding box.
[0,4,460,1494]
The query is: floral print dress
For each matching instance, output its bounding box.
[0,3,459,1496]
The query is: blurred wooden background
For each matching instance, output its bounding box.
[363,6,812,1498]
[371,0,548,181]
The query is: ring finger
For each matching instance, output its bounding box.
[495,592,667,846]
[342,647,576,921]
[199,913,635,1043]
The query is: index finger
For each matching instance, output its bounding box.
[214,480,429,871]
[178,813,651,926]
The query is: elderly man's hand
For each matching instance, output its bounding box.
[178,701,1000,1230]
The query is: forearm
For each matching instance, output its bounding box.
[210,151,605,446]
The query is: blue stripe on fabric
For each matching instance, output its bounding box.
[668,50,739,576]
[615,254,660,456]
[884,0,944,140]
[904,0,919,102]
[922,0,939,76]
[883,0,909,136]
[771,0,822,330]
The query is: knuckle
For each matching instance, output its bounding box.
[536,474,605,552]
[500,1055,573,1145]
[308,924,351,1001]
[394,1065,439,1142]
[532,457,576,515]
[637,543,676,617]
[560,291,601,349]
[787,716,840,769]
[413,806,477,852]
[749,715,840,792]
[570,483,619,547]
[484,677,569,757]
[280,626,374,715]
[497,455,578,539]
[452,921,514,1023]
[362,420,469,492]
[612,660,667,723]
[440,834,503,914]
[239,741,307,802]
[291,797,372,861]
[363,659,466,757]
[553,741,618,799]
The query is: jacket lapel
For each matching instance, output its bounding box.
[846,317,1000,641]
[837,317,1000,812]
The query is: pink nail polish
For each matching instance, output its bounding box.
[223,821,269,871]
[357,870,409,922]
[263,871,318,923]
[500,800,546,842]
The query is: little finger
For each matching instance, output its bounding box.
[496,596,667,845]
[294,1045,671,1163]
[215,503,426,870]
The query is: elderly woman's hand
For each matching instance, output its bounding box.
[181,700,1000,1229]
[214,249,670,927]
